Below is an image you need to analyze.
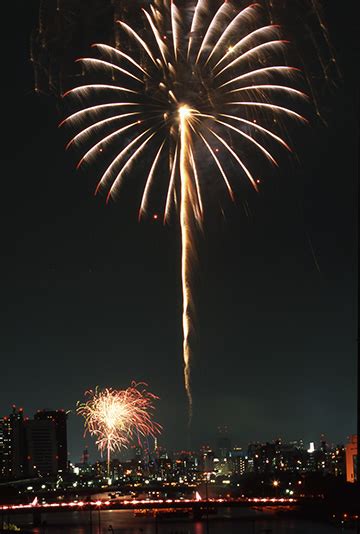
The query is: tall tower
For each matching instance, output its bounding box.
[26,419,58,476]
[34,410,68,472]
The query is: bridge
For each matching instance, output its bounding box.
[0,495,316,526]
[1,495,300,512]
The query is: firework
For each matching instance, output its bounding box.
[64,1,308,417]
[32,1,337,99]
[77,383,161,472]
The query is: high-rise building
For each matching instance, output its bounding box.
[26,419,58,476]
[34,410,68,472]
[230,447,246,476]
[200,445,215,473]
[0,419,5,478]
[0,407,27,480]
[0,407,69,481]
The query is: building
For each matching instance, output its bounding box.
[0,407,27,480]
[345,435,358,483]
[200,446,215,473]
[217,426,231,460]
[230,447,246,476]
[0,406,69,481]
[34,410,68,472]
[0,418,5,478]
[26,419,58,476]
[328,445,346,477]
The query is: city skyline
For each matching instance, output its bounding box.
[0,403,355,467]
[1,402,354,477]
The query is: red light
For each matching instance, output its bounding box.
[153,214,158,220]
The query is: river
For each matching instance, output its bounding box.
[5,508,358,534]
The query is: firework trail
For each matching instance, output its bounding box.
[77,383,161,473]
[63,0,308,418]
[179,105,196,415]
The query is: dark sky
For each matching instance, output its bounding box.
[4,2,358,463]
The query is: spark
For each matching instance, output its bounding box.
[219,113,291,151]
[218,66,301,88]
[197,131,235,200]
[139,140,166,219]
[187,0,208,59]
[171,2,180,61]
[213,24,281,71]
[77,58,144,84]
[66,112,141,150]
[207,128,258,192]
[77,120,151,170]
[60,102,141,128]
[92,43,150,77]
[225,101,307,122]
[106,129,160,201]
[63,84,139,98]
[142,9,169,66]
[195,2,233,64]
[204,3,260,67]
[214,40,290,78]
[95,127,157,194]
[214,118,278,165]
[63,1,308,419]
[118,20,158,65]
[77,383,161,474]
[226,84,307,99]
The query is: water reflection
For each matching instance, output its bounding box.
[8,509,357,534]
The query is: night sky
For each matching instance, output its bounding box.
[4,2,357,464]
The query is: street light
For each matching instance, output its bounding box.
[272,480,280,498]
